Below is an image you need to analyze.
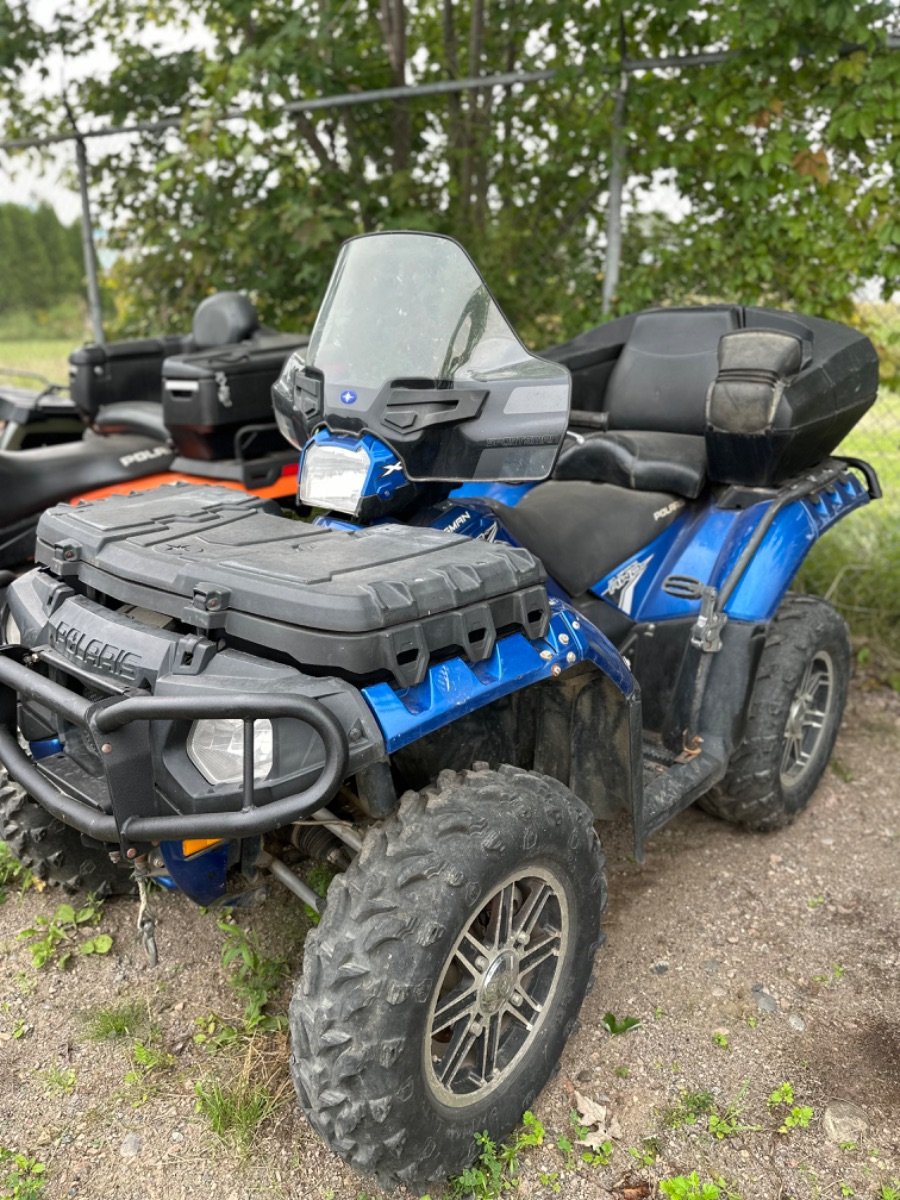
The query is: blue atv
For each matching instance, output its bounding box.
[0,233,880,1187]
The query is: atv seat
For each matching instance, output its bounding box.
[493,480,687,599]
[553,309,736,498]
[0,433,175,528]
[92,399,170,441]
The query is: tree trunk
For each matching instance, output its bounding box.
[378,0,411,173]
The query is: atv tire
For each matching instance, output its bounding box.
[290,764,606,1188]
[700,594,850,831]
[0,773,134,896]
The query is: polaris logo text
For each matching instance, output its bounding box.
[653,499,685,521]
[49,622,140,682]
[119,446,171,468]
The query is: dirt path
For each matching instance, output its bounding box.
[1,683,897,1200]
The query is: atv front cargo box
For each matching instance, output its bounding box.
[162,334,309,460]
[33,485,549,688]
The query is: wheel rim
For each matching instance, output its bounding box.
[424,865,569,1109]
[780,650,834,788]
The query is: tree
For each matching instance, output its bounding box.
[1,1,897,342]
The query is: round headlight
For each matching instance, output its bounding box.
[187,718,273,787]
[3,610,21,646]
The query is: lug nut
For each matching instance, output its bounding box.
[511,993,523,1007]
[475,955,488,971]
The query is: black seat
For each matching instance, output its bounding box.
[0,434,175,528]
[555,429,707,498]
[553,308,738,497]
[92,400,170,441]
[493,480,687,599]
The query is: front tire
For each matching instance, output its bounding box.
[0,774,134,896]
[700,594,850,831]
[289,765,606,1188]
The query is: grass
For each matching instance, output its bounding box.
[85,1001,148,1041]
[0,339,73,391]
[193,1076,278,1153]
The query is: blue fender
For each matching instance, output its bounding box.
[361,598,634,753]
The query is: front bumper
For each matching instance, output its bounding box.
[0,587,385,855]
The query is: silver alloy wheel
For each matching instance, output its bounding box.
[424,865,569,1108]
[780,650,834,787]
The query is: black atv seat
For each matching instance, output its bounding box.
[0,433,175,527]
[92,400,170,441]
[553,309,735,497]
[493,480,687,598]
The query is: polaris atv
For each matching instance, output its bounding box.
[0,232,880,1188]
[0,291,308,574]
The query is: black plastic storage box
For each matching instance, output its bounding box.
[162,333,309,460]
[69,335,190,421]
[544,304,878,488]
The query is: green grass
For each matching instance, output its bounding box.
[85,1001,148,1041]
[193,1077,277,1152]
[0,339,73,390]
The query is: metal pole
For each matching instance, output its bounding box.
[73,132,105,344]
[601,22,629,316]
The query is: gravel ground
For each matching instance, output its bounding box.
[0,681,897,1200]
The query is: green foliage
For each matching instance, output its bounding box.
[628,1140,658,1167]
[193,1077,277,1152]
[85,1001,147,1041]
[192,921,287,1050]
[122,1037,174,1105]
[712,1031,729,1050]
[768,1081,814,1133]
[663,1089,716,1129]
[0,842,32,903]
[0,203,84,325]
[39,1066,76,1096]
[601,1011,641,1035]
[4,3,898,346]
[0,1148,46,1200]
[660,1174,736,1200]
[880,1184,900,1200]
[447,1111,545,1199]
[17,897,110,969]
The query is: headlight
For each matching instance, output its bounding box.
[299,441,371,515]
[2,611,21,646]
[187,718,274,787]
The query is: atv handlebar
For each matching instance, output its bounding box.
[0,650,350,849]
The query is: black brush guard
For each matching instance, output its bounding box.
[0,650,349,852]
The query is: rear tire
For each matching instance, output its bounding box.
[0,773,133,896]
[289,765,606,1188]
[700,594,850,831]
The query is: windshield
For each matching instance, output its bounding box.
[294,232,570,482]
[306,233,528,387]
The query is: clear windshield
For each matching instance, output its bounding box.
[306,233,528,386]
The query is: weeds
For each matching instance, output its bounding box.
[712,1031,729,1050]
[122,1038,174,1106]
[601,1011,641,1035]
[39,1066,76,1096]
[193,1077,276,1152]
[194,920,287,1050]
[627,1139,658,1167]
[85,1001,147,1041]
[659,1174,740,1200]
[768,1081,814,1134]
[0,843,32,903]
[17,897,111,969]
[663,1089,716,1129]
[0,1148,46,1200]
[445,1111,545,1198]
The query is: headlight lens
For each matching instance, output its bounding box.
[187,718,274,787]
[3,611,21,646]
[299,441,371,515]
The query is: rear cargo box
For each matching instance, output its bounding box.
[35,485,549,687]
[69,335,190,421]
[162,334,309,460]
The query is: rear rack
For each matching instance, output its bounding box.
[0,649,348,853]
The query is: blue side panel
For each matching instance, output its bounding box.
[30,737,63,760]
[159,840,230,906]
[592,471,870,626]
[450,481,537,507]
[362,600,633,753]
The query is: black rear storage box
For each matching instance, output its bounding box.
[162,334,308,460]
[544,304,879,488]
[69,335,190,421]
[34,485,549,688]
